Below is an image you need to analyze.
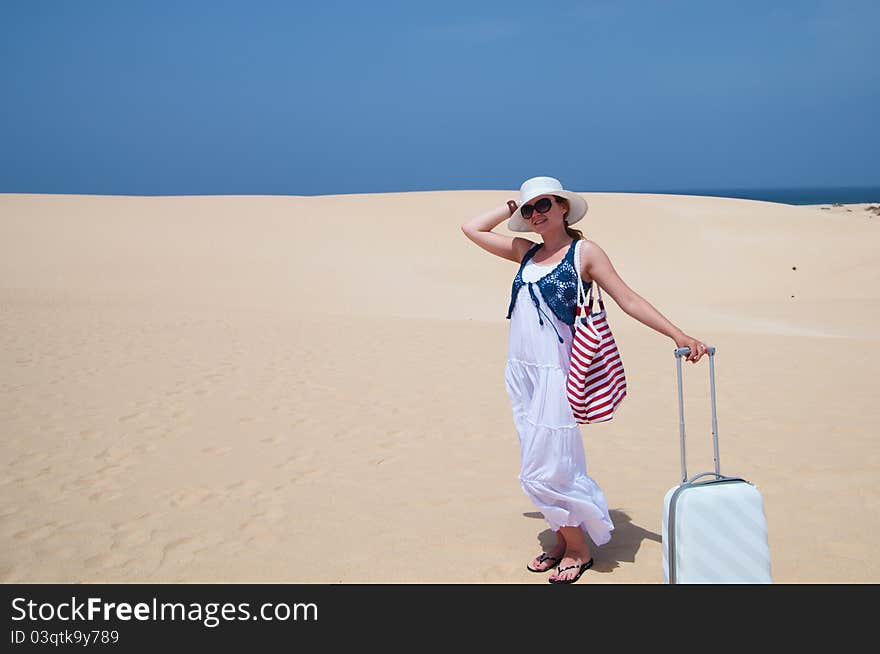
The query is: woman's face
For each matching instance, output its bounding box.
[524,195,567,234]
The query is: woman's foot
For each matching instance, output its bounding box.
[548,550,593,583]
[526,546,566,572]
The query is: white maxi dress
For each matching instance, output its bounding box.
[504,249,614,547]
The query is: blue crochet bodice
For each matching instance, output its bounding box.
[506,240,592,341]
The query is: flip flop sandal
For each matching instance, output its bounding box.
[548,558,594,584]
[526,552,563,573]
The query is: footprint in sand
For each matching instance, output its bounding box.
[83,550,129,570]
[284,468,322,484]
[32,466,55,479]
[0,506,20,519]
[167,488,217,507]
[89,489,124,502]
[158,534,222,568]
[111,512,158,531]
[95,446,134,464]
[94,464,130,477]
[202,446,231,455]
[68,475,110,491]
[13,522,58,542]
[273,454,311,472]
[114,531,154,548]
[225,479,261,499]
[67,460,134,492]
[238,507,286,541]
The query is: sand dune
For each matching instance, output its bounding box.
[1,191,878,583]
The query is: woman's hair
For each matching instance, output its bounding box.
[554,195,585,240]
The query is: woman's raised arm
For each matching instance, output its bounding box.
[581,239,709,363]
[461,201,535,264]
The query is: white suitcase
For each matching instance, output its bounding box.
[661,346,771,584]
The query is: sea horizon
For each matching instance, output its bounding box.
[625,186,880,205]
[2,185,878,206]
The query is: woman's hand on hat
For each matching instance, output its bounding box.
[507,200,518,216]
[674,333,709,363]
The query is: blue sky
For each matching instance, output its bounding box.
[1,0,878,196]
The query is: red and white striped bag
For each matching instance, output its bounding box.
[566,241,627,424]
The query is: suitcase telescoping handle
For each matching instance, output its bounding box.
[674,346,718,484]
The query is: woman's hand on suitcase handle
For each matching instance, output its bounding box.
[674,334,709,363]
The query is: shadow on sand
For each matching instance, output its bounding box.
[523,509,661,573]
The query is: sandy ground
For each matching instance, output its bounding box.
[1,191,878,583]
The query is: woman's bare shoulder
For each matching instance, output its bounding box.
[579,239,612,261]
[577,239,611,283]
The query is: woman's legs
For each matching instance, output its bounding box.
[548,526,593,582]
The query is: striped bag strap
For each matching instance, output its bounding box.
[574,239,600,315]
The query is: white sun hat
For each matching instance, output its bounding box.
[508,176,589,233]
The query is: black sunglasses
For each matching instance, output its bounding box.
[521,197,553,220]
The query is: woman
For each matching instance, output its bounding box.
[461,176,709,584]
